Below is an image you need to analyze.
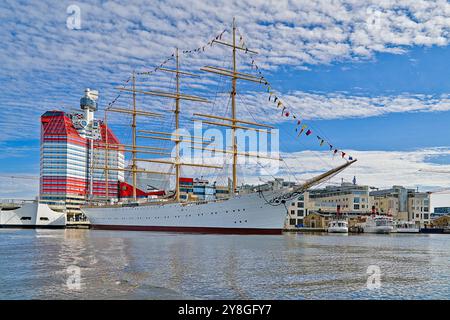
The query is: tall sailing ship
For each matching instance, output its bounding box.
[81,20,356,234]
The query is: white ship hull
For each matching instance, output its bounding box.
[327,226,348,233]
[327,219,348,233]
[82,191,288,234]
[363,225,393,234]
[0,202,66,228]
[393,221,420,233]
[361,215,394,234]
[395,227,420,233]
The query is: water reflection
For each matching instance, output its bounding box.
[1,229,450,299]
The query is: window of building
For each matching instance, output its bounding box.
[423,214,429,220]
[354,204,360,210]
[297,202,304,208]
[290,210,295,215]
[297,219,303,226]
[297,209,304,217]
[289,219,296,226]
[354,197,360,203]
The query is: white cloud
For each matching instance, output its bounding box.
[0,0,449,142]
[136,147,450,192]
[2,147,450,199]
[279,147,450,191]
[0,176,38,199]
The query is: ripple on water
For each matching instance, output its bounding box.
[1,230,450,299]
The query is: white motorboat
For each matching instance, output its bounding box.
[327,219,348,233]
[362,215,394,234]
[394,220,420,233]
[0,200,66,228]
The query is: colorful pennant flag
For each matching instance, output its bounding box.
[298,124,307,137]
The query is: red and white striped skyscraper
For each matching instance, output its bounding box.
[40,89,124,218]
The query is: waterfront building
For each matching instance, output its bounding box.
[429,190,450,219]
[178,177,230,201]
[240,178,296,194]
[370,185,411,221]
[286,180,371,229]
[431,215,450,228]
[193,178,216,201]
[408,192,431,227]
[308,182,371,214]
[303,212,331,229]
[286,192,311,228]
[40,89,124,218]
[370,186,431,227]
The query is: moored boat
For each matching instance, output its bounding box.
[394,220,420,233]
[362,215,394,234]
[0,200,66,228]
[327,219,348,233]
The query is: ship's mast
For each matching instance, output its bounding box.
[134,50,222,200]
[175,48,181,202]
[197,18,276,195]
[231,18,238,194]
[131,70,137,200]
[104,108,109,200]
[100,75,173,203]
[102,50,222,203]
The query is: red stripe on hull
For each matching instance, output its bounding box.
[91,224,283,235]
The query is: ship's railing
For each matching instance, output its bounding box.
[84,196,233,208]
[0,199,35,205]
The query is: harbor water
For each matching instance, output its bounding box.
[1,229,450,299]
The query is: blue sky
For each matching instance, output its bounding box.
[1,0,450,197]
